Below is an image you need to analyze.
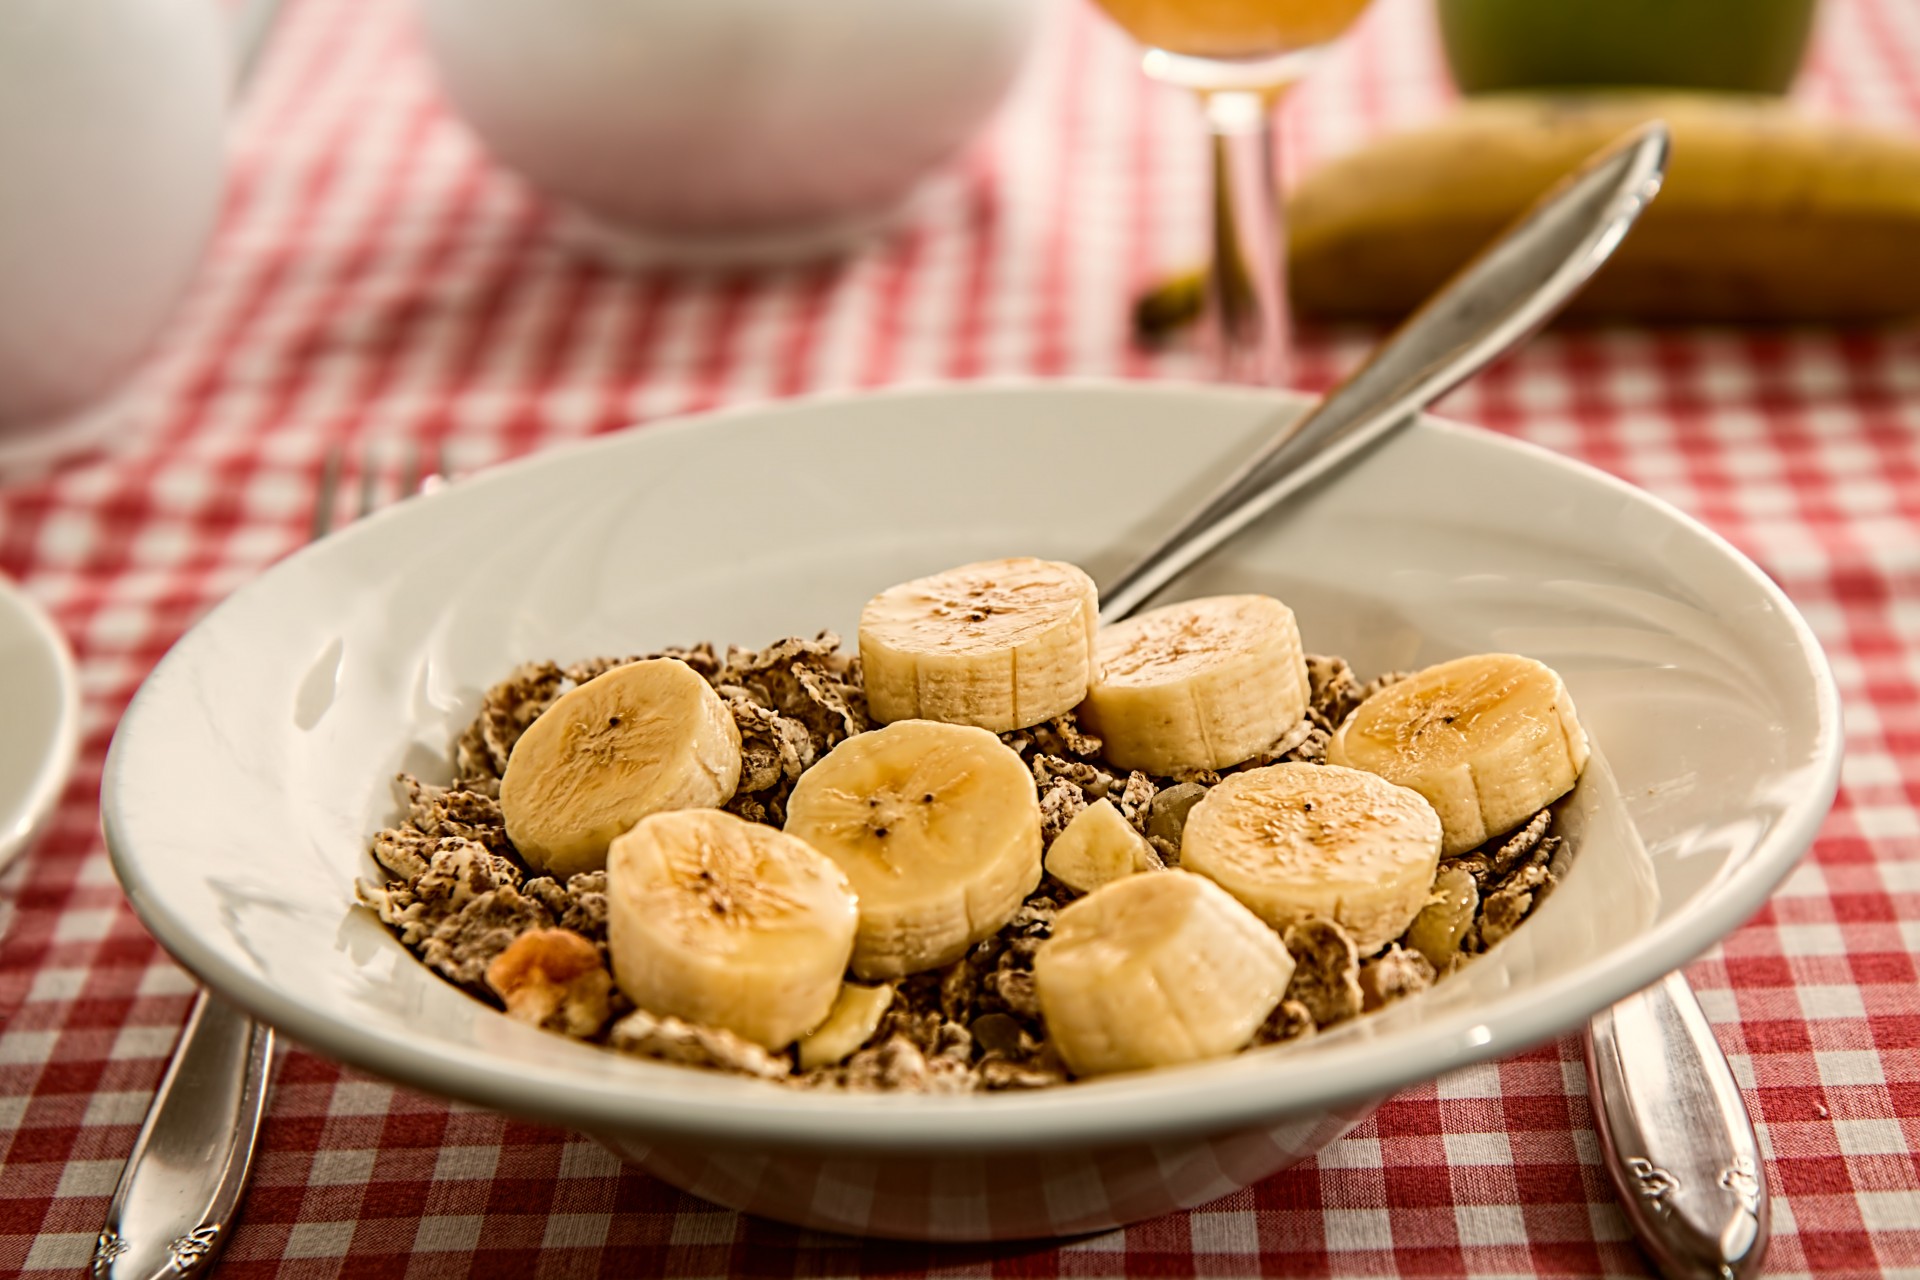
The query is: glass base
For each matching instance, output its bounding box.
[1142,43,1330,92]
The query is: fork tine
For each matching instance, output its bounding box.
[310,445,342,542]
[355,449,380,522]
[420,440,449,496]
[399,441,420,500]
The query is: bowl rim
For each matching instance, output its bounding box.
[104,379,1842,1150]
[1,572,81,873]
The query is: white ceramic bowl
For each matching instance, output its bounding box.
[415,0,1039,264]
[105,383,1840,1240]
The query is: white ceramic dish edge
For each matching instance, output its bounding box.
[102,380,1842,1154]
[1,574,81,871]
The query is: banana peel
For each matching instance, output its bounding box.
[1137,92,1920,334]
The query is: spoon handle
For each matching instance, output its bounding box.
[1098,120,1669,624]
[1586,972,1770,1279]
[92,992,273,1279]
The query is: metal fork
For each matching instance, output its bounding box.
[95,442,443,1280]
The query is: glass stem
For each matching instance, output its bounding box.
[1203,88,1291,386]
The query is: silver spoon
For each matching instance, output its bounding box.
[1102,122,1766,1280]
[1104,122,1664,619]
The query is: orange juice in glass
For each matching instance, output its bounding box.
[1096,0,1372,60]
[1090,0,1375,383]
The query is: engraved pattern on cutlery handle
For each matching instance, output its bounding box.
[1585,971,1769,1280]
[93,994,271,1280]
[167,1225,222,1272]
[1626,1157,1679,1216]
[91,1223,224,1278]
[90,1229,127,1276]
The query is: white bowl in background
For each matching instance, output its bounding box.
[415,0,1040,265]
[104,383,1840,1240]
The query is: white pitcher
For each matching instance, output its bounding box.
[0,0,230,467]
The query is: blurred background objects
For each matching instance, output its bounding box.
[1437,0,1818,95]
[0,0,227,469]
[414,0,1039,267]
[1,1,1917,1274]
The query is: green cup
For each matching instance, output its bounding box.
[1437,0,1818,96]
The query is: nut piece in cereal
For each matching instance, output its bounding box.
[858,557,1099,733]
[499,658,744,877]
[796,982,895,1069]
[485,927,612,1038]
[1034,871,1294,1077]
[1181,763,1442,952]
[1077,595,1311,776]
[1044,797,1163,894]
[1328,653,1588,856]
[784,720,1042,979]
[605,809,857,1050]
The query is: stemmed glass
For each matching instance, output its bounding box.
[1093,0,1374,384]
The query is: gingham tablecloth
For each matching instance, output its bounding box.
[4,0,1919,1273]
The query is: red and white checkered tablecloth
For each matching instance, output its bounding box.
[4,0,1919,1273]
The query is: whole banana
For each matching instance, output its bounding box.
[1290,93,1920,324]
[1136,93,1920,333]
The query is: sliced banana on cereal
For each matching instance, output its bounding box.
[606,809,858,1050]
[1044,797,1162,894]
[1034,871,1295,1077]
[499,657,742,877]
[796,982,895,1069]
[859,557,1100,733]
[1328,653,1589,856]
[1077,594,1311,776]
[784,719,1042,979]
[1180,763,1443,952]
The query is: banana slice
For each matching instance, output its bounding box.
[1180,763,1443,952]
[1077,595,1311,775]
[1044,797,1162,894]
[500,658,743,877]
[796,982,895,1069]
[606,809,858,1050]
[783,719,1042,979]
[1328,653,1589,856]
[859,557,1100,733]
[1034,871,1295,1078]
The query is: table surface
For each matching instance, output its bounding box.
[4,0,1919,1275]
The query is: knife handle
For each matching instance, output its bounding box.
[93,991,274,1279]
[1584,970,1768,1280]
